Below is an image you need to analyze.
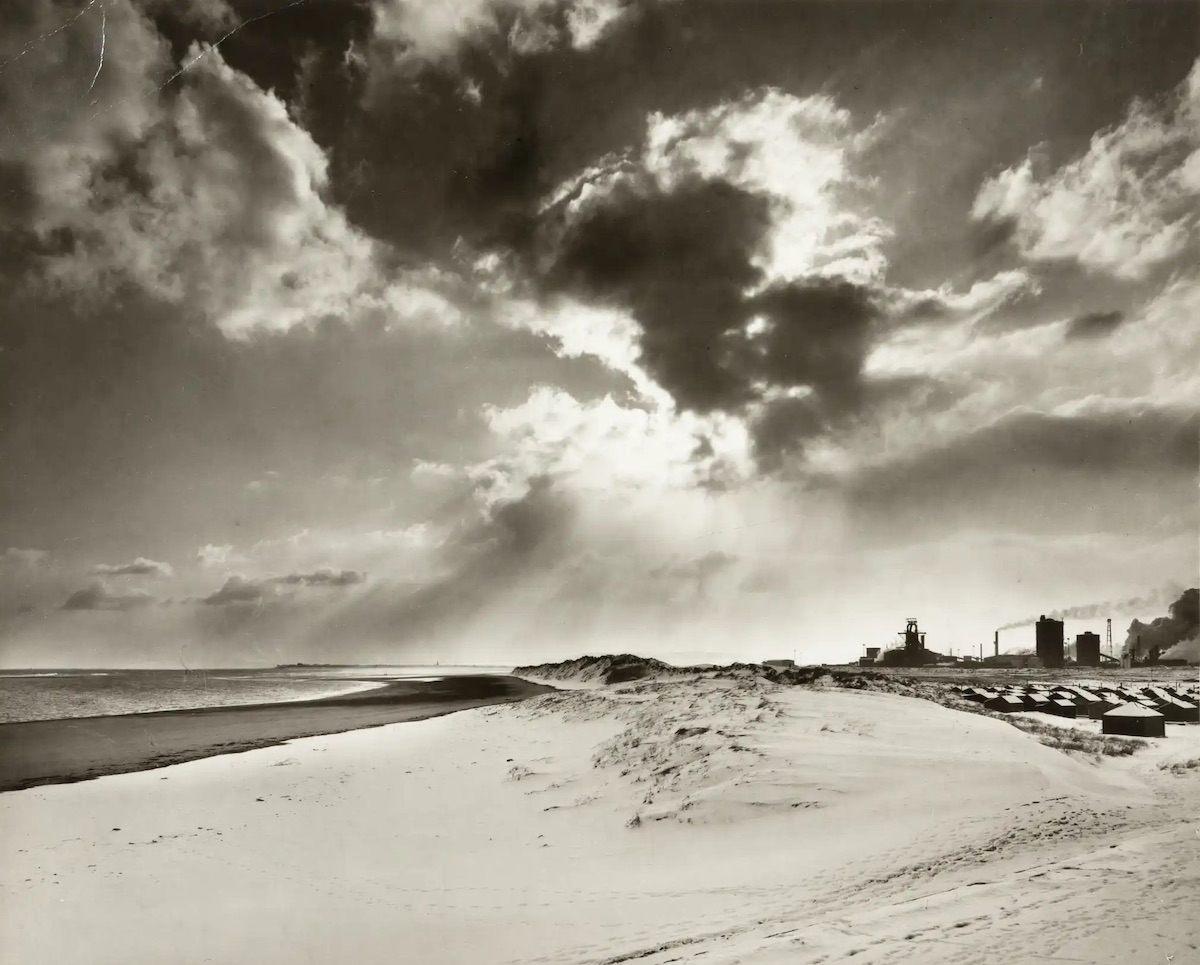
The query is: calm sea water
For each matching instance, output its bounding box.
[0,666,510,724]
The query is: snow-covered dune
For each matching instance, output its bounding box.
[2,672,1196,965]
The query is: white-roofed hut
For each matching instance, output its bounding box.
[1102,704,1166,738]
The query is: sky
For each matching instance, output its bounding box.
[1,0,1197,668]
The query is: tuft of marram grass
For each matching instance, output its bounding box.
[1159,757,1200,775]
[1001,717,1146,758]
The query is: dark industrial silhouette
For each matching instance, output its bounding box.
[878,618,948,667]
[1035,615,1065,668]
[1075,631,1101,667]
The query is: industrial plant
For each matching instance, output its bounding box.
[859,618,955,668]
[836,593,1200,739]
[852,596,1198,672]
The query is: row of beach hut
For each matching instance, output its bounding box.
[958,683,1200,738]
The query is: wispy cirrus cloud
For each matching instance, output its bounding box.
[972,57,1200,280]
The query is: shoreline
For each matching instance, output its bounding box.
[0,674,554,793]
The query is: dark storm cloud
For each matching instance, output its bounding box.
[1064,310,1126,340]
[748,280,878,406]
[548,179,771,411]
[62,581,156,611]
[339,47,570,262]
[91,558,174,578]
[542,174,886,463]
[163,0,376,150]
[137,0,237,34]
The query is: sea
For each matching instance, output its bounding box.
[0,666,512,724]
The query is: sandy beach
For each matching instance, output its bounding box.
[2,666,1197,965]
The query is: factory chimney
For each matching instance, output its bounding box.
[994,630,999,657]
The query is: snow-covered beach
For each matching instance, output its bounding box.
[3,664,1197,964]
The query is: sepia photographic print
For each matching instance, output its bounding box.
[1,1,1198,963]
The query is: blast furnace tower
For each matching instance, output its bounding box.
[903,618,926,655]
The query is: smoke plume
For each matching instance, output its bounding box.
[1123,587,1199,662]
[997,584,1184,630]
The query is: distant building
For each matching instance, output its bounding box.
[877,619,949,667]
[982,653,1042,669]
[1035,615,1065,669]
[1075,632,1101,667]
[763,659,795,670]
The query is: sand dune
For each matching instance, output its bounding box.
[2,671,1197,964]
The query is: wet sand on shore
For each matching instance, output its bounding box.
[0,674,554,792]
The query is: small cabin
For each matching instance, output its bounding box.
[1102,704,1166,738]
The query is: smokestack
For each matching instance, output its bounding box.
[994,630,999,657]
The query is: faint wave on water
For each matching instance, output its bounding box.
[0,667,504,723]
[0,665,516,723]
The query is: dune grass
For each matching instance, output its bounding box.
[999,717,1146,758]
[1159,757,1200,775]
